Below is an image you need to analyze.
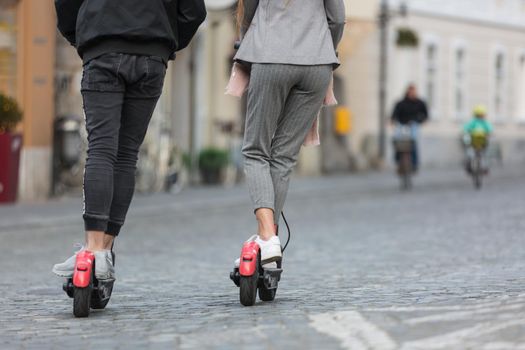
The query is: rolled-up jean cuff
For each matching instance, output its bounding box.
[106,222,122,237]
[83,216,108,232]
[253,203,275,214]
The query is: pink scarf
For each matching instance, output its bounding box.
[225,63,338,146]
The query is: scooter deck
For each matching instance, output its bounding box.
[63,278,114,306]
[230,267,282,290]
[262,268,282,290]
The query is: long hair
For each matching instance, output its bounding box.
[236,0,291,35]
[236,0,245,35]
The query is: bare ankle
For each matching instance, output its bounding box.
[258,232,276,241]
[85,231,107,252]
[255,208,276,241]
[85,245,106,252]
[103,234,115,250]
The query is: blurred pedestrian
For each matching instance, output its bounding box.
[231,0,346,266]
[391,84,429,171]
[52,0,206,281]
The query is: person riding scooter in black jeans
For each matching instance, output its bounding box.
[391,84,429,172]
[52,0,206,283]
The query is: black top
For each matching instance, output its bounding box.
[392,97,429,125]
[55,0,207,62]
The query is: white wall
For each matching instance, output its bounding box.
[342,0,525,168]
[344,0,377,20]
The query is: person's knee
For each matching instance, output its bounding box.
[115,145,140,171]
[86,144,118,169]
[269,153,296,179]
[242,146,272,165]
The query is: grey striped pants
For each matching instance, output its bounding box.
[242,64,332,224]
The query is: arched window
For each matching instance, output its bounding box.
[516,53,525,121]
[493,51,507,121]
[0,8,17,97]
[424,43,438,118]
[453,47,467,120]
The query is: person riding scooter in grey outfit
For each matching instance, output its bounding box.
[52,0,206,281]
[233,0,346,266]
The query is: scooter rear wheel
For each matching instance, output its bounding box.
[91,281,114,310]
[73,285,92,318]
[258,285,276,302]
[91,250,116,310]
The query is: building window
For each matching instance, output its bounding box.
[517,53,525,121]
[493,51,507,121]
[424,43,438,118]
[453,47,467,120]
[0,8,17,97]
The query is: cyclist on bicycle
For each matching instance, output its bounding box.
[463,105,493,174]
[391,84,429,172]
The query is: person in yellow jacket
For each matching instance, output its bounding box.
[463,105,493,174]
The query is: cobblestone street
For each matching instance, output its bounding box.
[1,168,524,349]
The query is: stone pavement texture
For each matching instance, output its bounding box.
[0,168,524,349]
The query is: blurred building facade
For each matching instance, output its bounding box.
[3,0,525,201]
[343,0,525,168]
[0,0,56,201]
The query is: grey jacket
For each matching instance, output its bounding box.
[234,0,346,67]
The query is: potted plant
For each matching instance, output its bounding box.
[0,92,23,203]
[198,147,229,185]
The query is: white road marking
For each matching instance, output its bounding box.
[480,342,525,350]
[309,310,397,350]
[404,303,524,325]
[400,319,525,350]
[310,297,525,349]
[366,295,525,313]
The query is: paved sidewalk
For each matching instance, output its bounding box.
[1,167,524,349]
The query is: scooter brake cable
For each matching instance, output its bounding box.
[281,212,291,253]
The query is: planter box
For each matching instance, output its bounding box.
[200,169,223,185]
[0,132,22,203]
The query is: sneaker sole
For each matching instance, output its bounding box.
[261,255,282,265]
[52,270,73,278]
[96,277,116,282]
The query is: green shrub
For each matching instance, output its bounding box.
[0,92,22,132]
[198,148,229,172]
[396,28,419,48]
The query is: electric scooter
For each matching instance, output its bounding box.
[230,213,291,306]
[62,249,115,317]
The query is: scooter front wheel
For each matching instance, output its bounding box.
[73,284,92,318]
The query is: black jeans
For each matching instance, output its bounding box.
[81,53,166,236]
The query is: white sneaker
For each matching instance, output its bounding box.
[53,246,115,281]
[233,235,282,267]
[94,250,115,281]
[256,236,282,264]
[52,244,84,278]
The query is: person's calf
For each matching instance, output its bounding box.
[255,208,277,240]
